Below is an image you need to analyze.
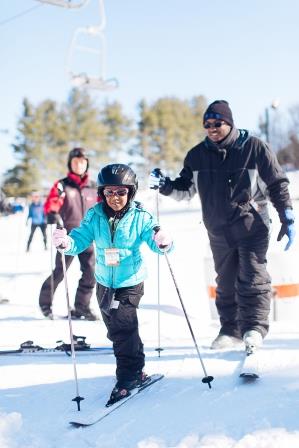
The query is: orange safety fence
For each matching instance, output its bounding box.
[208,283,299,300]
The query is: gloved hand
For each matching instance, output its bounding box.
[277,208,296,251]
[149,168,166,190]
[47,212,61,225]
[153,229,173,249]
[52,228,70,250]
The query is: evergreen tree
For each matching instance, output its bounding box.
[2,89,133,195]
[133,95,207,177]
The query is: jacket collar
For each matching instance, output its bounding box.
[67,172,89,188]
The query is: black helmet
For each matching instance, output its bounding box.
[67,147,89,172]
[97,164,138,200]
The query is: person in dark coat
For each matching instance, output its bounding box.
[150,100,295,350]
[26,192,47,251]
[39,147,98,320]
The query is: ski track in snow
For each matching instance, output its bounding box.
[1,198,299,447]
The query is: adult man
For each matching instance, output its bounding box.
[39,147,98,320]
[150,100,295,350]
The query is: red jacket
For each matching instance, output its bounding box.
[44,172,98,231]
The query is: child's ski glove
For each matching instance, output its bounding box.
[153,229,173,250]
[53,228,71,251]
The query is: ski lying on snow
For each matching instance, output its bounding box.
[69,374,164,427]
[239,347,259,380]
[0,346,113,356]
[0,335,113,356]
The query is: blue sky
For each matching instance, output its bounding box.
[1,0,299,178]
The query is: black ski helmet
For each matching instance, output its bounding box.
[67,147,89,172]
[97,164,138,201]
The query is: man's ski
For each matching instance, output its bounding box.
[69,374,164,427]
[0,335,113,356]
[239,347,259,380]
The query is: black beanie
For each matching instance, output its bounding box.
[203,100,234,127]
[67,147,89,172]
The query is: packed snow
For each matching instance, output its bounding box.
[1,191,299,448]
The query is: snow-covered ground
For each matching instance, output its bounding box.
[1,193,299,448]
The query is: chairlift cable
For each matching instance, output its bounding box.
[0,5,43,27]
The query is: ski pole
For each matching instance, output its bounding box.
[50,224,54,303]
[153,224,213,388]
[155,190,163,356]
[57,223,84,411]
[164,252,214,388]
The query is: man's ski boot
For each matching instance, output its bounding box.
[210,333,243,350]
[106,372,151,407]
[243,330,263,353]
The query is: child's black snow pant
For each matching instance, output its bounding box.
[97,282,145,384]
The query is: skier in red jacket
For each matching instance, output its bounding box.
[39,147,98,320]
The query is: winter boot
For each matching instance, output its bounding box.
[106,372,151,407]
[71,307,99,321]
[40,306,53,320]
[210,333,243,350]
[243,330,263,351]
[106,379,136,407]
[135,371,151,387]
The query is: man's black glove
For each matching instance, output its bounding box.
[46,212,61,225]
[149,168,166,190]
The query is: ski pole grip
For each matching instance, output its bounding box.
[56,217,67,250]
[56,215,64,230]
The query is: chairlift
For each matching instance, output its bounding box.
[36,0,91,8]
[70,73,118,90]
[65,1,118,91]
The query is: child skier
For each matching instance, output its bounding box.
[52,163,173,405]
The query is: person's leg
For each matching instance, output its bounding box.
[209,234,240,338]
[39,251,73,313]
[73,247,96,316]
[40,224,47,249]
[97,283,145,385]
[237,228,271,339]
[27,224,37,251]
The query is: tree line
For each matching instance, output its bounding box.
[2,88,299,196]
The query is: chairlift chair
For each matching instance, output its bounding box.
[36,0,91,9]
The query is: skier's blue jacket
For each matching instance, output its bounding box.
[27,202,46,225]
[65,201,173,288]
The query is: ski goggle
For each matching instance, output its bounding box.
[203,121,226,129]
[103,188,129,197]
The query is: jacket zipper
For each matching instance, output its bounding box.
[111,216,116,287]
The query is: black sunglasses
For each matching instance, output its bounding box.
[204,121,226,129]
[103,188,129,197]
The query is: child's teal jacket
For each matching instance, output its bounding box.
[65,201,172,288]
